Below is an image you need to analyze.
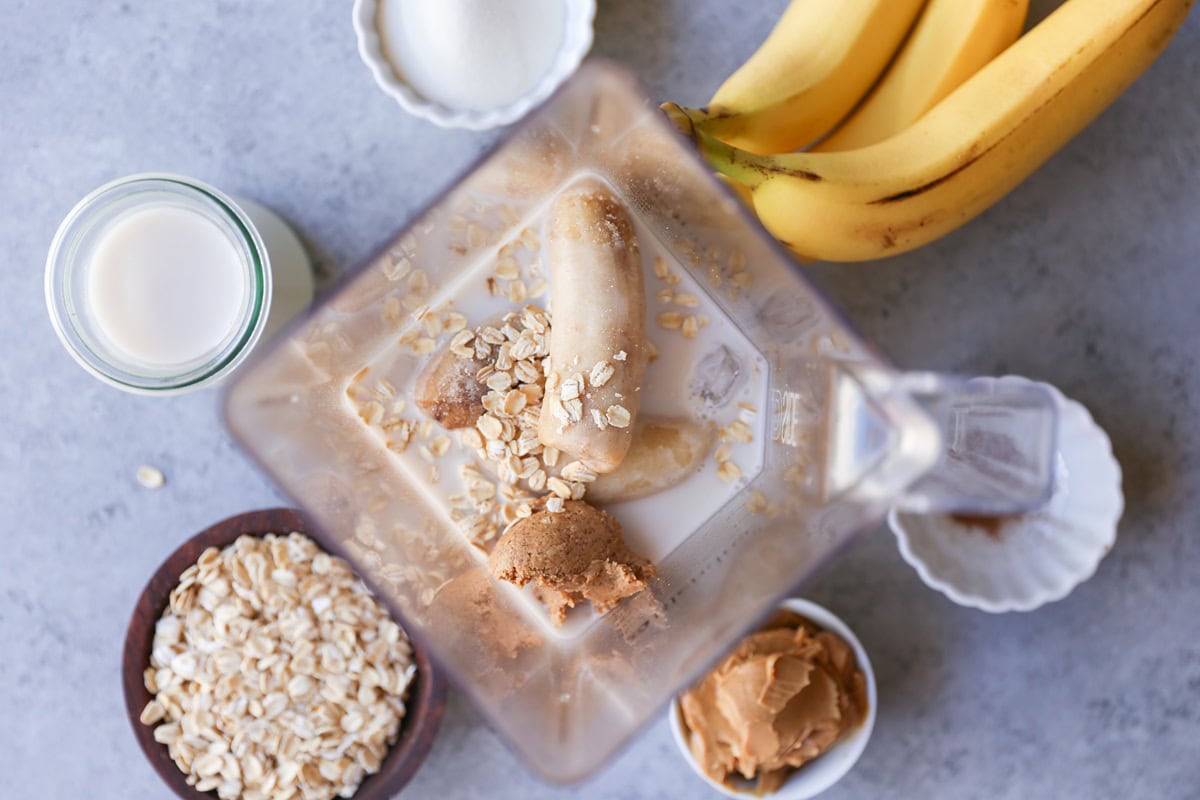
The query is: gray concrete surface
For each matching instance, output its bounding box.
[2,1,1197,798]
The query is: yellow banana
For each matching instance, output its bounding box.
[814,0,1029,152]
[665,0,1194,263]
[678,0,927,155]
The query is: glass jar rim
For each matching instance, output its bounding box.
[45,173,272,395]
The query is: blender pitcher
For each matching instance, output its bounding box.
[225,62,1057,782]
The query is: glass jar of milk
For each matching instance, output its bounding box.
[46,174,309,394]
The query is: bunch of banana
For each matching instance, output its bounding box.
[665,0,1194,262]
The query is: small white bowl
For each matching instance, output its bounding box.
[352,0,595,130]
[889,376,1124,613]
[670,598,877,799]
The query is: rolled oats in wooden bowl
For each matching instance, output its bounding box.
[123,508,446,800]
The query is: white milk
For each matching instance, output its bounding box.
[86,206,248,367]
[377,0,565,111]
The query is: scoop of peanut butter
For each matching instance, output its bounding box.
[488,499,655,625]
[678,612,868,794]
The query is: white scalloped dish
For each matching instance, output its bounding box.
[889,377,1124,613]
[353,0,596,130]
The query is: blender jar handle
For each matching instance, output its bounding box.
[786,362,1059,516]
[884,371,1059,514]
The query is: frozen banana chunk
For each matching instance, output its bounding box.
[413,346,487,429]
[587,416,717,504]
[539,182,648,473]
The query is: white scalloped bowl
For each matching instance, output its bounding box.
[352,0,596,130]
[669,598,877,799]
[889,377,1124,613]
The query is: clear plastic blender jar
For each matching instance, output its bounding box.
[225,62,1056,781]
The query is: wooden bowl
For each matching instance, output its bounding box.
[122,508,447,800]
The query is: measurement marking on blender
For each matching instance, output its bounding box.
[773,388,803,447]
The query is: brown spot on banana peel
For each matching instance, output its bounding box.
[737,154,822,184]
[766,164,822,182]
[867,213,941,250]
[683,104,751,124]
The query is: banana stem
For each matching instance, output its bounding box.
[660,102,772,189]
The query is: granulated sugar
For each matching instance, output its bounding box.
[377,0,566,111]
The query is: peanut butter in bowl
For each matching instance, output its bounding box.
[673,600,875,798]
